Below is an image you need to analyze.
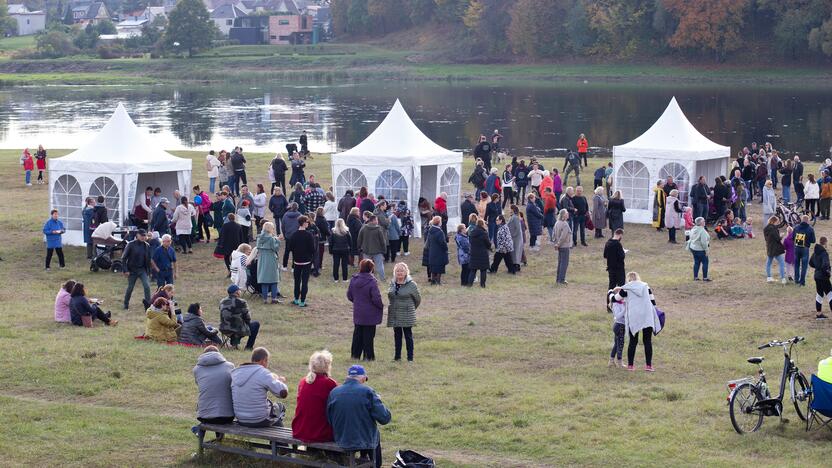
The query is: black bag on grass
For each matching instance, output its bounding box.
[391,450,435,468]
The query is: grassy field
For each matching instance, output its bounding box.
[0,148,831,467]
[0,35,35,53]
[0,42,831,85]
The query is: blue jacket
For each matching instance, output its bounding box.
[388,214,401,241]
[793,222,816,249]
[327,379,391,451]
[455,232,470,265]
[82,206,95,243]
[43,218,65,248]
[525,202,543,236]
[426,225,449,267]
[150,205,169,235]
[485,174,500,195]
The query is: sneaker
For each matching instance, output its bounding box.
[767,277,774,283]
[703,278,712,282]
[280,266,288,272]
[817,314,828,320]
[333,279,339,283]
[403,252,410,256]
[271,298,282,304]
[44,267,50,271]
[297,301,307,308]
[693,277,700,281]
[781,278,788,285]
[608,358,615,367]
[616,359,623,368]
[291,299,299,306]
[626,365,635,371]
[645,365,655,372]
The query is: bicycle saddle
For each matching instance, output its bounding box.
[747,357,764,364]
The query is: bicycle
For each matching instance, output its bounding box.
[775,198,817,228]
[727,336,811,434]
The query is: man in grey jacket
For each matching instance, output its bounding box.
[231,347,289,427]
[193,346,235,424]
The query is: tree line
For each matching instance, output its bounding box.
[331,0,832,63]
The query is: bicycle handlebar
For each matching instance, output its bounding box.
[757,336,804,349]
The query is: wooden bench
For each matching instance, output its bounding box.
[197,423,374,467]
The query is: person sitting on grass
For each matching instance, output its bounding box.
[70,282,117,327]
[180,303,222,346]
[730,217,746,238]
[292,350,338,443]
[55,279,75,323]
[219,284,260,350]
[327,365,391,468]
[145,297,180,342]
[231,347,289,428]
[193,345,235,425]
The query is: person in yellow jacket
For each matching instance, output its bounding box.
[652,181,666,231]
[819,349,832,383]
[145,297,181,342]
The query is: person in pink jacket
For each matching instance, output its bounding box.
[21,148,34,186]
[54,280,76,323]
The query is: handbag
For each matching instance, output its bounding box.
[654,307,666,335]
[585,217,594,230]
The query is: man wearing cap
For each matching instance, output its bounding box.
[151,234,177,287]
[122,229,152,310]
[150,198,170,236]
[327,365,391,468]
[219,284,260,350]
[231,347,288,427]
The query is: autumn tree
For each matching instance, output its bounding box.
[433,0,468,25]
[463,0,511,55]
[406,0,435,26]
[347,0,369,33]
[369,0,408,34]
[663,0,750,62]
[809,16,832,57]
[507,0,571,59]
[585,0,659,58]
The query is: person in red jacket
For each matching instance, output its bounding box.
[292,350,338,443]
[21,148,34,186]
[434,193,449,236]
[577,134,589,167]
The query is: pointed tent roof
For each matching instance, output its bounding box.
[613,97,729,161]
[50,103,192,173]
[332,99,462,166]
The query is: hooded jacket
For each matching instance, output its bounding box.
[468,226,491,270]
[621,281,661,336]
[145,306,180,342]
[231,363,289,424]
[193,351,235,420]
[180,312,218,346]
[282,210,301,240]
[811,244,831,281]
[347,272,383,326]
[357,223,387,256]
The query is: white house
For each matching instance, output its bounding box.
[8,4,46,36]
[210,3,247,37]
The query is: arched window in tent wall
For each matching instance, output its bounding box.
[659,162,690,203]
[440,167,460,218]
[374,169,408,207]
[336,168,367,197]
[52,175,83,230]
[89,176,120,224]
[617,160,650,210]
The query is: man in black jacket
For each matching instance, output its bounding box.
[474,135,492,172]
[460,193,477,225]
[689,176,711,222]
[811,237,831,320]
[603,229,626,289]
[122,229,152,310]
[150,198,170,235]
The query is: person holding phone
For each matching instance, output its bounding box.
[43,209,66,270]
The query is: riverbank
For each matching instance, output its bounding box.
[2,42,832,85]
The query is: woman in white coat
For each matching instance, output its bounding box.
[804,174,820,219]
[206,151,221,193]
[613,272,662,372]
[171,196,195,254]
[664,189,683,244]
[762,180,777,220]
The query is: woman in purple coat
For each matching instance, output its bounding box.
[347,259,384,361]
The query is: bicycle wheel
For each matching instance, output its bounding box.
[790,372,811,421]
[730,382,764,434]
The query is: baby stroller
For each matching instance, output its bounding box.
[90,243,125,273]
[806,374,832,432]
[246,258,260,295]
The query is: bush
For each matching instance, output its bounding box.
[97,43,124,59]
[35,30,78,58]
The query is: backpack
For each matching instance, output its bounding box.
[516,169,527,180]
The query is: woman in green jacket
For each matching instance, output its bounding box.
[256,221,282,304]
[387,262,421,362]
[687,217,711,281]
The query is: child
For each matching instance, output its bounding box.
[607,289,625,368]
[744,217,754,239]
[455,224,471,286]
[20,148,34,186]
[795,176,805,205]
[784,226,795,282]
[715,218,730,239]
[730,217,745,238]
[683,206,694,241]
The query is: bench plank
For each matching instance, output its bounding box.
[200,423,344,452]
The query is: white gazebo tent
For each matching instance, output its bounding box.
[331,99,463,236]
[49,103,192,246]
[613,97,730,224]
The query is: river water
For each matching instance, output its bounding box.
[1,81,831,160]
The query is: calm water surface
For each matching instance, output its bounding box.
[1,81,831,159]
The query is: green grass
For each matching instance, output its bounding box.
[0,35,36,53]
[0,148,831,466]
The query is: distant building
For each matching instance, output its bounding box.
[8,4,46,36]
[229,15,269,45]
[67,1,112,26]
[211,3,247,37]
[268,13,313,45]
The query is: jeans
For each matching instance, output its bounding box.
[771,169,778,189]
[25,170,31,184]
[610,322,625,360]
[782,184,791,203]
[227,173,238,196]
[363,253,385,280]
[238,400,285,428]
[229,320,260,350]
[530,234,538,247]
[766,253,786,279]
[468,268,487,287]
[293,263,311,301]
[502,187,514,208]
[556,247,570,283]
[156,269,173,287]
[691,249,708,279]
[332,252,349,281]
[806,199,818,218]
[351,324,376,361]
[124,270,151,308]
[572,215,586,245]
[197,214,211,241]
[261,282,278,300]
[208,177,216,193]
[757,179,765,199]
[359,443,383,468]
[45,247,65,268]
[795,246,810,285]
[393,327,413,361]
[237,169,247,186]
[693,200,708,221]
[627,328,653,366]
[564,165,580,187]
[744,180,754,200]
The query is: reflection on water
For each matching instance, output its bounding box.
[1,82,831,160]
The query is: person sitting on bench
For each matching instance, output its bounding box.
[231,347,289,428]
[219,285,260,350]
[326,365,391,468]
[180,303,222,346]
[292,350,338,443]
[193,345,235,424]
[91,221,125,247]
